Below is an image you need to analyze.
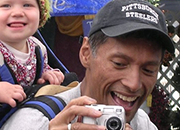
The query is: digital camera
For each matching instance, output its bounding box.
[82,104,125,130]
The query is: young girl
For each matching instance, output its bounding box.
[0,0,64,108]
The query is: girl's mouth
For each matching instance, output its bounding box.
[8,23,26,27]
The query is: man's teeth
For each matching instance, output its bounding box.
[114,92,137,102]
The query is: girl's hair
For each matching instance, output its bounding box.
[36,0,51,27]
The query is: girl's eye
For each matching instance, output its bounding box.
[24,4,32,7]
[0,4,11,8]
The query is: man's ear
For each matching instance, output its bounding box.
[79,37,91,68]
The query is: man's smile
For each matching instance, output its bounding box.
[111,91,139,110]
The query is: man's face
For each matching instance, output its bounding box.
[80,37,162,123]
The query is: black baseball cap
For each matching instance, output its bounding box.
[88,0,175,53]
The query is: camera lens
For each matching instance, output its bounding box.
[106,117,121,130]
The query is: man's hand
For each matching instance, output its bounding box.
[49,96,133,130]
[0,82,26,107]
[125,123,133,130]
[49,96,106,130]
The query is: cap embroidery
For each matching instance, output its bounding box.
[122,3,159,24]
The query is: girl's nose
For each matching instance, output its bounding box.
[11,8,25,17]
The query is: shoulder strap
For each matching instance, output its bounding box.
[0,51,17,84]
[0,52,18,122]
[21,95,66,120]
[0,95,66,128]
[33,45,44,84]
[0,107,18,128]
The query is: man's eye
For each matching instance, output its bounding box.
[113,61,126,68]
[143,68,154,74]
[115,62,123,66]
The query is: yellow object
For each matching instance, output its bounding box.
[147,94,152,107]
[55,16,84,36]
[84,15,95,20]
[35,81,79,97]
[55,15,95,36]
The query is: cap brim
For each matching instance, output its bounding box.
[102,23,175,54]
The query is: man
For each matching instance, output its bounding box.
[1,0,174,130]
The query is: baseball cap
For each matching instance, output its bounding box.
[88,0,175,53]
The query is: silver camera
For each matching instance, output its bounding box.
[83,104,125,130]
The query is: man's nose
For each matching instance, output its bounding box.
[122,68,142,92]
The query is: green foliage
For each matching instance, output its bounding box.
[147,0,160,7]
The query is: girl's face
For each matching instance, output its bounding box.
[0,0,40,46]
